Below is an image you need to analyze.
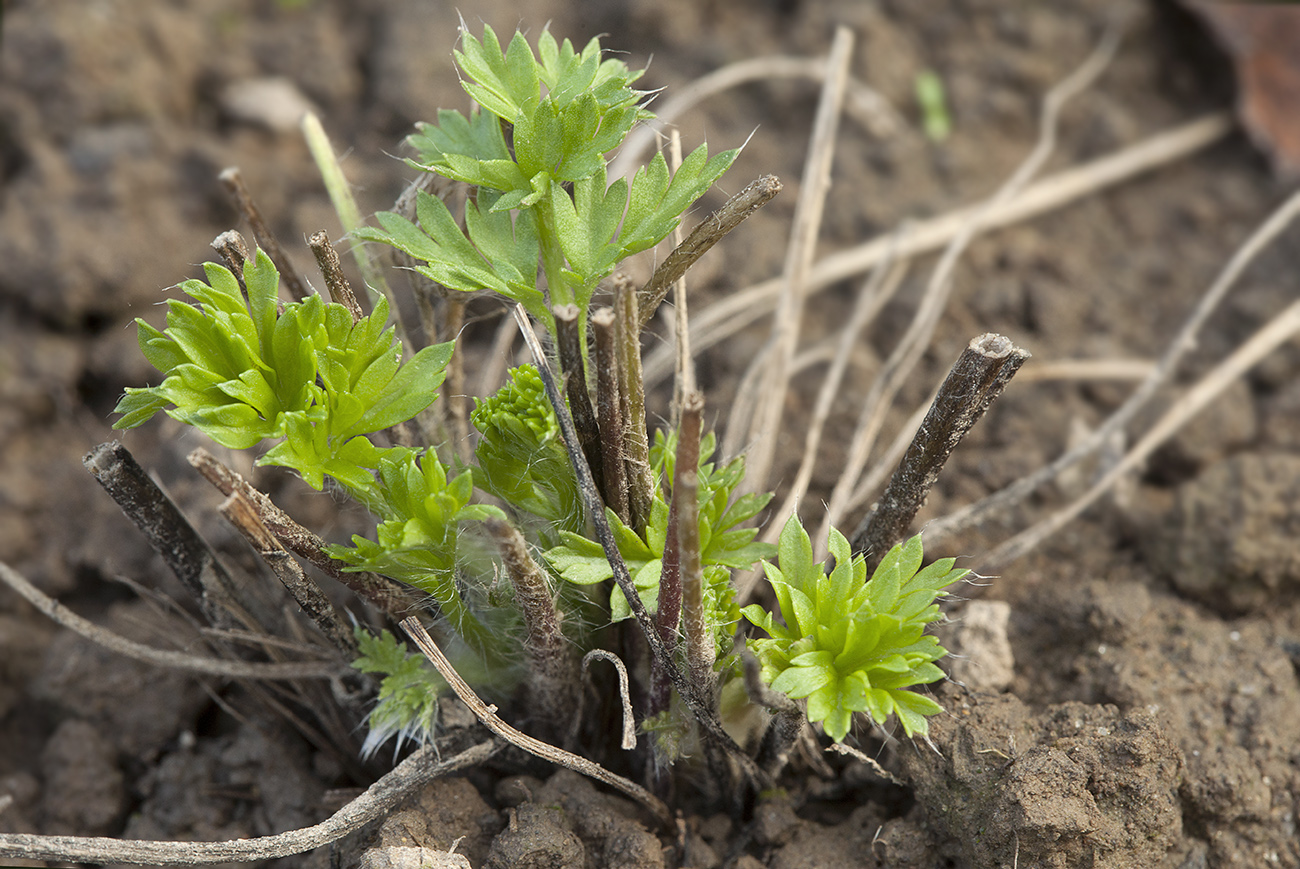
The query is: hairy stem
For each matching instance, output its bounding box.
[850,332,1029,571]
[484,517,578,741]
[673,393,712,692]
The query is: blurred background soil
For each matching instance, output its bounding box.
[3,1,1300,866]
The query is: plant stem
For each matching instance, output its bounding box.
[637,174,784,330]
[218,167,309,302]
[443,294,472,463]
[484,517,578,741]
[554,303,605,497]
[83,442,261,632]
[186,448,417,617]
[850,332,1029,572]
[210,230,251,291]
[593,307,630,524]
[614,275,655,534]
[514,307,769,789]
[307,231,362,322]
[218,490,359,659]
[672,393,712,693]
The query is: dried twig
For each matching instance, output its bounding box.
[741,26,854,497]
[218,167,309,302]
[816,23,1125,555]
[0,562,345,681]
[307,230,363,322]
[851,334,1029,571]
[513,307,769,789]
[218,490,359,659]
[978,297,1300,573]
[400,617,673,829]
[0,739,499,865]
[615,276,655,533]
[636,174,783,330]
[593,307,630,523]
[187,448,417,616]
[641,112,1234,386]
[582,650,637,751]
[210,230,251,290]
[925,184,1300,546]
[84,442,262,631]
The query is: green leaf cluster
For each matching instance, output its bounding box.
[327,450,506,661]
[357,25,738,330]
[545,432,776,655]
[112,250,454,498]
[470,364,583,536]
[352,627,447,759]
[742,517,967,741]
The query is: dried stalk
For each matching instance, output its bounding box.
[483,517,578,740]
[400,617,673,829]
[851,333,1029,572]
[0,562,345,681]
[742,26,854,496]
[554,303,605,494]
[188,448,417,616]
[817,22,1124,555]
[676,468,712,693]
[582,650,637,751]
[593,307,630,523]
[641,112,1234,386]
[978,297,1300,574]
[83,442,261,631]
[615,276,655,533]
[218,167,308,302]
[636,174,784,330]
[210,230,250,290]
[307,230,362,322]
[925,183,1300,547]
[219,490,359,659]
[513,307,768,788]
[0,739,499,865]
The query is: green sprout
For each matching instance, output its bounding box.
[109,23,964,774]
[743,515,967,741]
[915,69,952,142]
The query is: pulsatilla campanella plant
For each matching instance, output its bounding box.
[112,24,962,771]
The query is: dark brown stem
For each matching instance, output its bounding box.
[211,230,251,291]
[593,307,629,524]
[850,333,1030,571]
[218,167,309,302]
[740,646,803,778]
[553,303,604,496]
[512,308,769,790]
[673,394,712,692]
[187,448,418,617]
[219,490,359,659]
[307,231,362,322]
[83,442,261,631]
[637,174,783,330]
[615,275,655,534]
[483,517,578,742]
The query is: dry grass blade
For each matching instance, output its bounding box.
[815,22,1125,556]
[641,112,1233,386]
[582,650,637,750]
[978,296,1300,573]
[400,617,673,829]
[0,738,499,864]
[925,183,1300,546]
[0,562,346,680]
[739,26,854,496]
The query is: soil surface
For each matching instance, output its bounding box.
[4,1,1300,867]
